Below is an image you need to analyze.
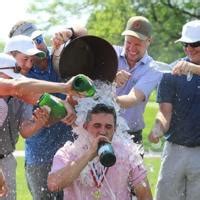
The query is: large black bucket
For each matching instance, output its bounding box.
[59,35,118,82]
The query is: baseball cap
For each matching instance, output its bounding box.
[122,16,152,40]
[175,20,200,43]
[4,35,46,58]
[0,53,24,79]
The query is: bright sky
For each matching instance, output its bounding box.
[0,0,88,42]
[0,0,29,41]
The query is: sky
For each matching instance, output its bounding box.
[0,0,29,41]
[0,0,88,42]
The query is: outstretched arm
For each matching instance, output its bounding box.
[172,61,200,76]
[0,76,82,104]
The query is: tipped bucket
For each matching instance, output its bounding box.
[59,35,118,82]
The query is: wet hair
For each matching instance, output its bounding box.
[86,103,117,126]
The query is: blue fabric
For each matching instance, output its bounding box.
[114,45,162,131]
[157,69,200,147]
[25,51,73,165]
[27,51,60,82]
[25,122,73,165]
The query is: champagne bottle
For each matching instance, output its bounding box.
[72,74,96,97]
[98,141,116,167]
[38,93,67,120]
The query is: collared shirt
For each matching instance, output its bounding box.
[114,45,162,131]
[157,58,200,147]
[50,134,146,200]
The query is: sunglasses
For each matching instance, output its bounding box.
[33,35,44,45]
[0,65,21,73]
[183,41,200,48]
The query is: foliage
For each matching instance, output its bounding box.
[0,41,4,51]
[27,0,199,63]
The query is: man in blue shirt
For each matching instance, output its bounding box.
[148,20,200,200]
[8,21,81,199]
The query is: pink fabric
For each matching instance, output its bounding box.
[50,137,147,200]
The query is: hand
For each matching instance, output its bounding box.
[148,123,164,144]
[0,170,8,197]
[61,100,77,125]
[88,135,111,161]
[65,75,92,97]
[148,132,160,144]
[33,107,50,128]
[172,61,193,75]
[115,70,131,87]
[51,28,73,50]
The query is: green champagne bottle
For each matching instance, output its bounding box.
[38,93,67,120]
[72,74,96,97]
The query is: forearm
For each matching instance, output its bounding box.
[116,95,138,108]
[191,63,200,75]
[116,89,145,108]
[9,78,70,104]
[0,169,5,187]
[154,110,171,133]
[48,150,93,191]
[134,177,153,200]
[20,120,44,138]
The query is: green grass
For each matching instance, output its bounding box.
[16,157,31,200]
[145,157,161,196]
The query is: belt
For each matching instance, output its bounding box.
[127,129,143,143]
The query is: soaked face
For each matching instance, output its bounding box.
[124,35,151,67]
[183,42,200,64]
[13,52,33,75]
[84,113,116,141]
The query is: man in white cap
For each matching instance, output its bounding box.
[4,35,45,75]
[113,16,162,157]
[148,20,200,200]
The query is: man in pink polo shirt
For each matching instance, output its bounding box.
[48,103,152,200]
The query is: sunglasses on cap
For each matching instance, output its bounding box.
[0,64,21,73]
[183,41,200,48]
[33,35,44,45]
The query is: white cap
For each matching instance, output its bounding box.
[0,53,24,79]
[4,35,46,58]
[176,20,200,43]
